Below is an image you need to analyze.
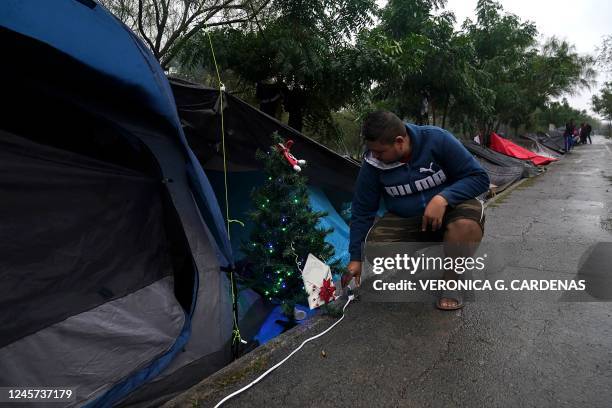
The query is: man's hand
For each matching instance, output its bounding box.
[422,194,448,231]
[343,261,362,287]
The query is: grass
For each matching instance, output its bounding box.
[212,355,271,388]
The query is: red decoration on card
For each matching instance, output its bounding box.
[318,278,336,304]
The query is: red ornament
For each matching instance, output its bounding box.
[318,278,336,304]
[274,139,306,172]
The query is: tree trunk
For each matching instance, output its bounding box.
[431,101,436,127]
[288,110,304,132]
[441,95,450,129]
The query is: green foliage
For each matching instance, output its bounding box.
[241,134,340,309]
[167,0,596,149]
[597,35,612,77]
[456,0,594,139]
[179,0,377,145]
[592,82,612,136]
[592,82,612,120]
[536,98,599,130]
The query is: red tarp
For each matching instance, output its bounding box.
[489,132,557,166]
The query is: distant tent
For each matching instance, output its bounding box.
[475,158,525,195]
[489,133,558,166]
[522,132,566,155]
[1,2,236,407]
[517,135,562,160]
[462,140,543,178]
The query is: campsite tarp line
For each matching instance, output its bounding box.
[517,135,562,160]
[461,140,543,178]
[489,132,557,166]
[476,158,524,195]
[522,132,566,155]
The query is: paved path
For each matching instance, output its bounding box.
[183,135,612,408]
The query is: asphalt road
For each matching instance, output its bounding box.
[220,135,612,408]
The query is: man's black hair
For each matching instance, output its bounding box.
[361,110,407,145]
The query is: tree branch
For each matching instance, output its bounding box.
[152,0,161,32]
[159,0,271,68]
[137,0,157,55]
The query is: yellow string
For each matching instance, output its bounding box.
[206,30,244,239]
[207,30,245,346]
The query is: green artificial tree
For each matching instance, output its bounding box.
[241,134,341,316]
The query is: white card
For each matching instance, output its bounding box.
[301,253,338,309]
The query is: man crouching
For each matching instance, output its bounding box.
[345,111,490,310]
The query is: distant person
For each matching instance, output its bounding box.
[564,119,575,152]
[579,123,586,144]
[573,128,580,146]
[585,123,593,144]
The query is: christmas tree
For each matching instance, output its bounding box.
[241,134,341,314]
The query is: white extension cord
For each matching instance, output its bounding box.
[213,293,355,407]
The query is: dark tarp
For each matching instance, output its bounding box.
[168,78,360,194]
[461,141,543,178]
[523,131,566,154]
[0,130,174,348]
[517,135,562,159]
[476,158,524,195]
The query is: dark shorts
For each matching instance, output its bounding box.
[367,198,486,244]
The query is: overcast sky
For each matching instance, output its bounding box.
[445,0,611,117]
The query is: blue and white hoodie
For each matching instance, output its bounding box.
[349,123,490,261]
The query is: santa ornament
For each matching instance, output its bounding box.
[301,254,338,309]
[275,139,306,172]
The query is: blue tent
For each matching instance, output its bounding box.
[0,1,237,406]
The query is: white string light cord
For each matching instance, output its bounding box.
[213,293,355,408]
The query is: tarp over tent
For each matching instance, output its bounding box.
[169,78,358,263]
[475,158,524,195]
[169,78,359,193]
[523,131,566,154]
[517,135,562,160]
[489,132,558,166]
[462,140,543,178]
[1,1,236,407]
[461,140,544,196]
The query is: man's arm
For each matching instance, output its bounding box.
[436,130,490,206]
[349,162,382,262]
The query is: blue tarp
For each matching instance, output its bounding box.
[308,186,350,265]
[205,170,351,264]
[253,304,318,345]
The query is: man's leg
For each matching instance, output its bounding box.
[438,200,485,309]
[364,212,441,285]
